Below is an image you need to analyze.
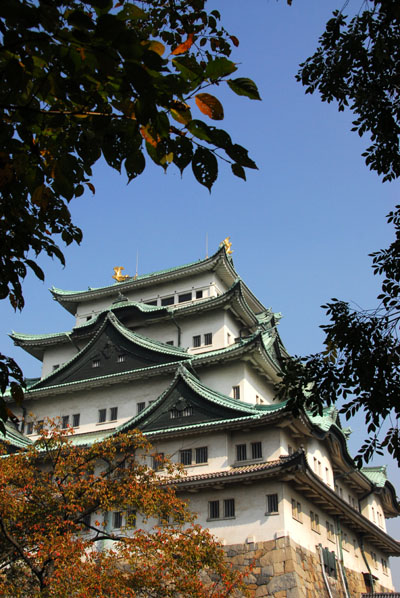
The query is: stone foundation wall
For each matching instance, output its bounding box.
[222,536,392,598]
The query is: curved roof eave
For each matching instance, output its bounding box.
[50,247,237,313]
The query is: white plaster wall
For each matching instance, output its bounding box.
[200,362,246,400]
[41,344,80,379]
[360,494,387,532]
[181,481,286,545]
[22,375,173,437]
[242,363,275,405]
[75,271,228,325]
[306,437,334,489]
[151,431,229,474]
[229,428,282,463]
[281,483,394,590]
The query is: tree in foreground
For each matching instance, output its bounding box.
[0,423,247,598]
[0,0,269,417]
[278,1,400,466]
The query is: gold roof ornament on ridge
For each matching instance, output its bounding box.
[220,236,233,255]
[112,267,130,282]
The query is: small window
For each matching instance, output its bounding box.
[292,499,302,522]
[195,447,208,464]
[232,385,240,400]
[113,511,123,529]
[86,316,92,321]
[26,422,33,435]
[127,510,137,528]
[343,532,349,552]
[224,498,235,518]
[310,511,320,533]
[144,300,158,306]
[196,290,203,299]
[288,445,293,455]
[382,558,388,574]
[251,441,262,460]
[208,500,220,520]
[61,415,69,429]
[110,407,118,421]
[327,521,335,542]
[98,409,107,423]
[180,449,192,466]
[170,405,193,419]
[236,444,247,461]
[52,364,60,371]
[137,402,146,414]
[166,340,174,346]
[193,335,201,348]
[37,420,44,431]
[161,296,174,306]
[152,452,164,471]
[371,551,377,568]
[178,292,192,303]
[72,413,80,428]
[204,332,212,346]
[92,359,100,368]
[117,355,126,363]
[322,547,337,578]
[266,493,279,514]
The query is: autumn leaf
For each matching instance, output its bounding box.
[171,33,195,55]
[140,125,159,148]
[195,94,224,121]
[147,41,165,56]
[170,102,192,125]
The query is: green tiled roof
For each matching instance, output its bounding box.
[51,248,225,297]
[307,406,339,432]
[114,365,288,436]
[1,421,32,449]
[11,330,71,342]
[361,466,388,488]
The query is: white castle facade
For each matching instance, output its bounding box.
[7,244,400,597]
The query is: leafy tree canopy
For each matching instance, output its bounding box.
[0,423,248,598]
[0,0,266,418]
[278,0,400,466]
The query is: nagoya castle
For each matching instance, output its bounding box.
[7,239,400,598]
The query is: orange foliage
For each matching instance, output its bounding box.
[0,421,248,598]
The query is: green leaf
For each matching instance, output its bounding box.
[125,152,146,182]
[187,120,212,142]
[192,147,218,191]
[231,163,246,181]
[25,259,45,282]
[227,77,261,100]
[205,57,237,81]
[225,144,258,169]
[172,137,193,175]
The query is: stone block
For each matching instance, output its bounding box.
[274,591,287,598]
[259,553,272,567]
[267,572,297,593]
[284,559,295,573]
[274,562,285,575]
[261,565,274,577]
[255,584,268,597]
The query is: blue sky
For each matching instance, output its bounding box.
[1,0,399,579]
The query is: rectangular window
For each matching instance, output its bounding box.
[110,407,118,421]
[144,300,158,306]
[98,409,107,423]
[178,292,192,303]
[236,444,247,461]
[61,415,69,429]
[208,500,220,520]
[26,422,33,435]
[166,340,174,346]
[371,551,377,568]
[322,547,337,579]
[37,420,44,432]
[161,296,174,306]
[325,467,330,484]
[193,335,201,348]
[292,499,302,522]
[288,445,293,455]
[92,359,100,368]
[180,449,192,466]
[224,498,235,518]
[382,558,388,574]
[196,290,203,299]
[113,511,123,529]
[170,406,193,419]
[342,533,349,551]
[195,447,208,464]
[251,441,262,459]
[266,493,279,514]
[127,510,137,528]
[327,521,335,542]
[72,413,80,428]
[204,332,212,346]
[137,402,146,414]
[310,511,320,533]
[117,355,126,363]
[152,453,164,471]
[232,385,240,400]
